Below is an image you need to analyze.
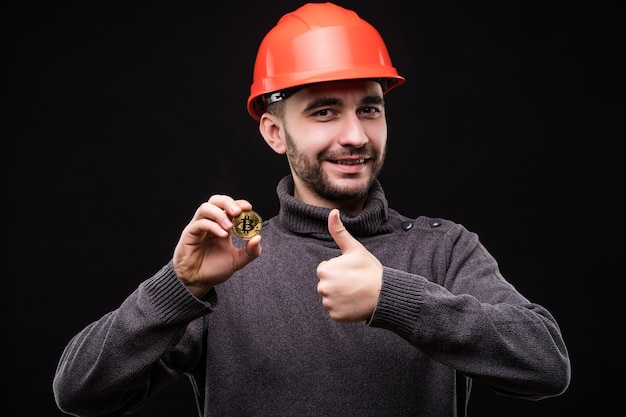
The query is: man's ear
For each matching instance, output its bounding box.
[259,113,287,154]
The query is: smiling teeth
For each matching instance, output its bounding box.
[337,159,365,165]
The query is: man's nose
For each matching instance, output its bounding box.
[337,113,368,147]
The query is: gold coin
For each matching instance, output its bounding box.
[232,210,263,240]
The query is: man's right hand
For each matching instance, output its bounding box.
[173,194,262,298]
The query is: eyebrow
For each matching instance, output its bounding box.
[302,95,385,113]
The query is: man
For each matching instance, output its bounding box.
[53,3,571,416]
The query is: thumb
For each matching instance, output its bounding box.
[328,209,361,254]
[235,235,262,269]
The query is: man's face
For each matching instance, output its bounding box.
[281,80,388,208]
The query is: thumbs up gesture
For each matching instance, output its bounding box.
[316,209,383,323]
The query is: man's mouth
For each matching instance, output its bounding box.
[332,158,367,165]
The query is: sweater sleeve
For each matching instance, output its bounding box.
[53,261,215,416]
[368,223,571,400]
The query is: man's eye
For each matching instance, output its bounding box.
[361,107,379,114]
[359,107,382,118]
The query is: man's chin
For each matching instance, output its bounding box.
[323,178,371,199]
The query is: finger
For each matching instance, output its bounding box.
[235,235,262,268]
[232,199,253,213]
[206,195,253,218]
[196,197,254,234]
[245,235,262,259]
[327,209,361,254]
[194,202,233,233]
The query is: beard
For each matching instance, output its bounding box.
[284,129,385,201]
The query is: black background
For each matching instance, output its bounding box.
[5,1,622,416]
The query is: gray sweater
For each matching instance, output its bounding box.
[53,175,570,417]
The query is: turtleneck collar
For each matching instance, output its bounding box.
[275,175,391,239]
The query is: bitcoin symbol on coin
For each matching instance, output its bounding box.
[232,210,263,240]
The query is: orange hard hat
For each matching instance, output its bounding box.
[247,2,405,121]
